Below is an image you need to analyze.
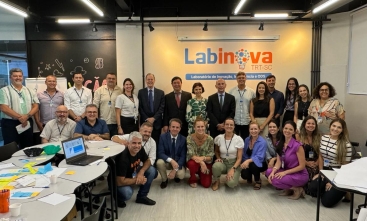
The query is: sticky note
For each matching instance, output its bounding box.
[103,148,110,150]
[31,192,40,197]
[65,171,75,175]
[36,157,47,161]
[0,185,14,190]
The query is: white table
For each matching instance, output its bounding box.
[0,194,76,221]
[58,161,108,184]
[81,140,125,159]
[2,155,56,167]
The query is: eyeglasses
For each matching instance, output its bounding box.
[56,111,68,114]
[87,111,98,114]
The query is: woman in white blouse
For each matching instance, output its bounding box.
[115,78,139,135]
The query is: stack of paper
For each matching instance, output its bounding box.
[333,158,367,192]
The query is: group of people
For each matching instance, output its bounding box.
[0,68,351,209]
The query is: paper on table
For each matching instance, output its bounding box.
[38,193,70,205]
[0,163,16,170]
[16,121,30,134]
[45,167,67,177]
[357,208,367,221]
[17,175,36,187]
[34,175,50,188]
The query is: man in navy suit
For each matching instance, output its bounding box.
[138,73,165,145]
[157,118,187,189]
[206,78,236,139]
[162,76,192,137]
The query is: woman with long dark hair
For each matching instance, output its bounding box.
[294,84,312,132]
[282,78,299,127]
[249,81,275,137]
[265,120,308,200]
[265,119,281,168]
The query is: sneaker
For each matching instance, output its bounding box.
[136,197,156,206]
[117,201,126,208]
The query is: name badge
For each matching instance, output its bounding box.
[317,116,322,123]
[132,171,137,178]
[108,101,111,106]
[324,159,330,167]
[19,98,24,104]
[309,151,314,159]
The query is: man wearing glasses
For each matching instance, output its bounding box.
[40,105,76,143]
[73,104,110,141]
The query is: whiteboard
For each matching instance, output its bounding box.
[25,77,68,94]
[348,8,367,94]
[25,77,67,133]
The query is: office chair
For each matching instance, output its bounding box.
[0,142,19,162]
[82,197,106,221]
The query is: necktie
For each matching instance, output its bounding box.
[220,94,223,108]
[149,89,154,113]
[175,93,180,108]
[172,138,176,160]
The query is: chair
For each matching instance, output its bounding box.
[0,142,18,162]
[82,197,106,221]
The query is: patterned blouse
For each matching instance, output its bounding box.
[186,135,214,162]
[308,98,345,134]
[185,97,208,135]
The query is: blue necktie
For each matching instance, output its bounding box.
[149,89,154,113]
[172,138,176,160]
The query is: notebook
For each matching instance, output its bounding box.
[61,137,103,166]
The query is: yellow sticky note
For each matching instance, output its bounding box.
[103,148,110,150]
[0,185,14,190]
[24,163,37,174]
[65,171,75,175]
[36,157,47,161]
[31,192,40,197]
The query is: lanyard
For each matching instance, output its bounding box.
[225,134,234,156]
[56,122,66,136]
[108,89,113,102]
[142,137,150,149]
[46,91,57,102]
[238,89,245,102]
[10,84,23,98]
[74,88,84,103]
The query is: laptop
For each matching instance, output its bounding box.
[61,136,103,166]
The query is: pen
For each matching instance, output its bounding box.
[98,146,108,149]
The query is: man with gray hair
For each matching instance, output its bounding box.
[115,131,156,208]
[0,68,39,148]
[73,104,110,141]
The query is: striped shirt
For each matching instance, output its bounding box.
[319,135,352,167]
[0,85,39,119]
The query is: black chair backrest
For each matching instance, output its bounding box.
[82,197,106,221]
[0,142,18,162]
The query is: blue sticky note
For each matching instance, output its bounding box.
[37,162,53,174]
[12,192,23,197]
[20,192,32,197]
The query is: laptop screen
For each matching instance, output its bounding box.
[62,137,86,159]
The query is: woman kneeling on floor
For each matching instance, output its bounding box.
[211,118,244,191]
[240,122,268,190]
[265,121,309,200]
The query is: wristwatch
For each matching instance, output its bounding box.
[232,166,237,170]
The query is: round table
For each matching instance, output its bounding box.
[58,161,108,184]
[2,155,56,167]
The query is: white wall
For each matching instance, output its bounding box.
[321,12,367,151]
[0,8,25,40]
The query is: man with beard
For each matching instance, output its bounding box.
[112,122,157,168]
[40,105,76,143]
[0,68,39,148]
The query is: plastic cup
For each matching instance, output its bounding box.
[9,203,21,217]
[50,175,58,184]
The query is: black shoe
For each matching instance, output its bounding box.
[174,178,181,183]
[160,179,168,189]
[136,197,156,205]
[117,201,126,208]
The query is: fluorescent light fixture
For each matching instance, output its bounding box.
[178,35,280,42]
[0,1,28,17]
[234,0,247,15]
[81,0,104,16]
[254,13,289,18]
[313,0,339,13]
[57,19,91,24]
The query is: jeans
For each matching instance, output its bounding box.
[117,166,156,202]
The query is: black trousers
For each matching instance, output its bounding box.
[282,110,294,127]
[241,162,268,182]
[121,116,139,135]
[235,124,249,140]
[151,128,161,146]
[2,118,34,149]
[309,176,346,208]
[108,124,118,137]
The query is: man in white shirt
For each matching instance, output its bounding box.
[40,105,76,143]
[64,71,92,122]
[112,122,157,171]
[0,68,39,149]
[228,72,255,140]
[93,73,122,137]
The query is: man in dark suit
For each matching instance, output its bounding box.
[138,73,165,145]
[206,78,236,139]
[163,76,192,137]
[156,118,187,189]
